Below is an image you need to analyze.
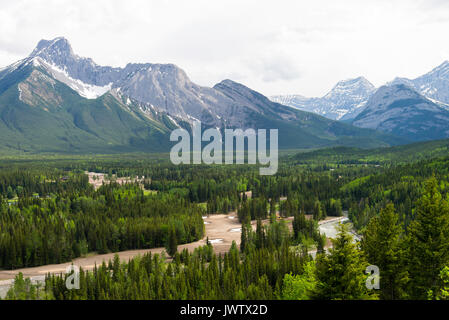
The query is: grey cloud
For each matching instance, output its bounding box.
[247,55,302,83]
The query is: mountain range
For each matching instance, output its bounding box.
[270,60,449,142]
[388,60,449,106]
[271,77,376,121]
[352,84,449,141]
[0,37,404,154]
[271,61,449,120]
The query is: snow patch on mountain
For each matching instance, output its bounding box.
[167,115,180,127]
[351,84,449,141]
[388,61,449,106]
[17,85,23,100]
[271,77,376,120]
[35,57,112,99]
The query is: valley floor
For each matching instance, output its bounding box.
[0,211,348,298]
[0,212,239,281]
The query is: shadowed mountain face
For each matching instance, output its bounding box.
[0,37,405,153]
[389,61,449,106]
[351,84,449,141]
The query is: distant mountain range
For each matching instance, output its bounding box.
[271,60,449,142]
[271,61,449,119]
[271,77,376,121]
[0,37,403,153]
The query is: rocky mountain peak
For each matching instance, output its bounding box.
[324,76,375,99]
[29,37,81,68]
[426,60,449,79]
[213,79,248,92]
[358,84,427,115]
[386,60,449,105]
[30,37,73,57]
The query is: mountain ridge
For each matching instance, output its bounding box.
[271,60,449,121]
[0,37,409,153]
[271,76,376,120]
[388,60,449,106]
[351,84,449,141]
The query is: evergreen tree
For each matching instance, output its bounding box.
[361,203,408,299]
[282,261,317,300]
[431,266,449,300]
[166,227,178,257]
[255,219,265,249]
[407,178,449,299]
[313,200,323,221]
[240,224,248,253]
[316,233,325,255]
[313,223,376,300]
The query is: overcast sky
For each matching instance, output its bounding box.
[0,0,448,97]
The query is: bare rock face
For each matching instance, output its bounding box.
[389,61,449,106]
[352,84,449,141]
[18,69,61,108]
[114,63,229,126]
[20,37,317,129]
[30,37,123,86]
[23,38,255,127]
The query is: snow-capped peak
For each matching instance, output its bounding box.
[323,76,375,100]
[22,38,118,99]
[270,77,376,121]
[385,60,449,106]
[424,60,449,80]
[30,37,73,58]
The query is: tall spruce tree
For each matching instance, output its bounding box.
[166,227,178,257]
[313,200,323,221]
[407,178,449,299]
[361,203,408,299]
[240,224,248,253]
[313,223,376,300]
